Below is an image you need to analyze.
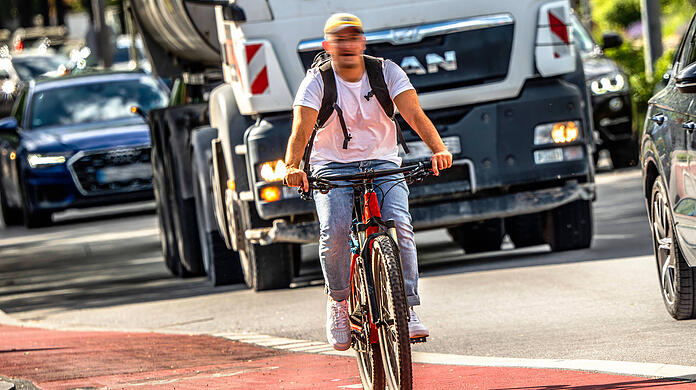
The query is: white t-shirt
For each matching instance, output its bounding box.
[293,60,414,167]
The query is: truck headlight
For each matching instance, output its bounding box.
[259,160,287,182]
[589,73,627,95]
[534,121,581,145]
[27,153,67,168]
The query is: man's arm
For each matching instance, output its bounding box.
[393,89,453,175]
[284,105,319,191]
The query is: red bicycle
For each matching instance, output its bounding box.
[304,162,431,390]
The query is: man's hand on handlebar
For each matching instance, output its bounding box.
[284,166,309,192]
[431,150,453,176]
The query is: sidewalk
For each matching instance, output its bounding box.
[1,324,695,390]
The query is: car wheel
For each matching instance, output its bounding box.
[0,187,23,226]
[543,199,592,252]
[650,179,696,319]
[448,219,504,254]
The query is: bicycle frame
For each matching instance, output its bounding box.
[349,179,400,345]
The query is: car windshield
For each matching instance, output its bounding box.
[29,76,168,129]
[571,16,595,54]
[12,56,66,79]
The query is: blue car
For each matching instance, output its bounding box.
[0,71,169,228]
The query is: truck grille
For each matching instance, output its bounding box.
[68,147,153,196]
[298,14,514,93]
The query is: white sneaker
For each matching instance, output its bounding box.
[326,297,351,351]
[408,307,429,339]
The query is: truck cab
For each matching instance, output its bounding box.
[129,0,595,290]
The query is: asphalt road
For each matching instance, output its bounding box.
[0,168,692,366]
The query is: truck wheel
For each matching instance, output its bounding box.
[544,199,593,252]
[609,139,639,169]
[192,145,244,286]
[448,219,504,254]
[152,146,184,276]
[505,213,545,248]
[239,242,298,291]
[650,179,696,319]
[0,187,23,226]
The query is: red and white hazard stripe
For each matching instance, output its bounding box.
[245,43,269,95]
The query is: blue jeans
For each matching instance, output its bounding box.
[312,159,420,307]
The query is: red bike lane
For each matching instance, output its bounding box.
[1,324,694,390]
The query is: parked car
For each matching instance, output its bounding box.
[0,71,169,228]
[642,13,696,320]
[571,15,637,168]
[0,54,69,117]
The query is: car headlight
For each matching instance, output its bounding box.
[27,153,67,168]
[259,159,287,182]
[589,73,627,95]
[534,121,581,145]
[1,80,16,95]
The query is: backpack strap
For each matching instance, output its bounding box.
[364,55,410,154]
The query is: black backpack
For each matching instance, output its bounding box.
[301,53,409,174]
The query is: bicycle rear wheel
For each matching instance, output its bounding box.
[372,234,412,390]
[351,257,385,390]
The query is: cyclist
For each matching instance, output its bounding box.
[284,13,453,351]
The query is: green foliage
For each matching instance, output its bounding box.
[603,0,641,28]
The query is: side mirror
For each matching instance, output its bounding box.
[0,117,18,133]
[602,32,623,50]
[130,105,147,120]
[676,63,696,93]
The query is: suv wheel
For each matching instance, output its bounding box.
[651,179,696,319]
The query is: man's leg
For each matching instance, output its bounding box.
[313,163,357,301]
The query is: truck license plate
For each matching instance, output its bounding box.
[96,163,153,184]
[400,136,461,161]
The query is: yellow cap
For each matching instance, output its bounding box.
[324,13,364,35]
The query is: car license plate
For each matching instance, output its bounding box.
[96,163,153,184]
[399,136,461,161]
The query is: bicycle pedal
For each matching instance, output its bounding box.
[410,336,427,344]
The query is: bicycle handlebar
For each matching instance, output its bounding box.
[298,162,433,199]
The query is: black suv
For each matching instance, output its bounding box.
[642,12,696,320]
[572,15,636,168]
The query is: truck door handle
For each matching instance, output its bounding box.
[651,114,666,125]
[684,121,696,132]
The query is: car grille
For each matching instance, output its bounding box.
[68,146,153,196]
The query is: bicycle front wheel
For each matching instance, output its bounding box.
[372,234,412,390]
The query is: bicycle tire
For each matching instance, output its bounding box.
[351,257,386,390]
[372,234,412,390]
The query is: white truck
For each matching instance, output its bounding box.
[127,0,595,290]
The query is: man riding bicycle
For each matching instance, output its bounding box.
[284,13,453,351]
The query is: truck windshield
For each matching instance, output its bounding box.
[29,77,168,129]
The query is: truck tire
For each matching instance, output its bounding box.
[192,128,244,286]
[152,141,184,276]
[505,213,545,248]
[609,139,639,169]
[448,219,504,254]
[544,199,593,252]
[239,242,298,291]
